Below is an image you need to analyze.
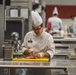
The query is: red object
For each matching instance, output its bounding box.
[47,22,52,30]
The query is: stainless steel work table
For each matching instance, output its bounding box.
[54,38,76,49]
[67,67,76,75]
[55,44,70,50]
[0,59,68,75]
[53,36,64,39]
[54,38,76,42]
[0,59,75,68]
[0,59,76,75]
[54,49,74,59]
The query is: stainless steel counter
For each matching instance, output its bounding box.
[0,59,75,69]
[55,44,70,50]
[54,38,76,49]
[54,38,76,42]
[0,59,76,75]
[67,67,76,75]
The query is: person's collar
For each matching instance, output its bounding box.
[33,30,45,38]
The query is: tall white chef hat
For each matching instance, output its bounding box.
[32,0,39,4]
[35,0,39,4]
[31,11,43,26]
[53,7,58,15]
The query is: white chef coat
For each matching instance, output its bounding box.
[22,30,55,58]
[47,16,63,32]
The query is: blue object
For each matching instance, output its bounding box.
[73,27,76,34]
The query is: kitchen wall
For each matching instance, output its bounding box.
[43,0,76,5]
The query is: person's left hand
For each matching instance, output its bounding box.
[42,52,50,58]
[34,52,50,58]
[34,52,41,58]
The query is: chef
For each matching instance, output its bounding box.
[22,11,55,59]
[21,11,55,75]
[47,7,63,35]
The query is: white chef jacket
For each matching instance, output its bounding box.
[22,30,55,58]
[47,16,63,32]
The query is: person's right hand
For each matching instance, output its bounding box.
[23,49,33,56]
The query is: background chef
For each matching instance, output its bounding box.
[47,7,63,35]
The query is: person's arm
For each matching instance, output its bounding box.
[33,36,55,59]
[46,36,55,58]
[47,22,53,34]
[21,34,34,56]
[33,52,50,58]
[47,22,52,30]
[47,18,52,34]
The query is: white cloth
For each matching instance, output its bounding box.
[31,11,43,26]
[22,31,55,58]
[47,16,63,32]
[53,7,58,15]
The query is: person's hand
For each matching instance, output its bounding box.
[25,55,35,59]
[23,49,33,56]
[34,52,50,58]
[42,52,50,58]
[34,52,41,58]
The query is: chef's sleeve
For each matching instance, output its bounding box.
[47,36,55,58]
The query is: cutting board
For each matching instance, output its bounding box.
[12,58,49,62]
